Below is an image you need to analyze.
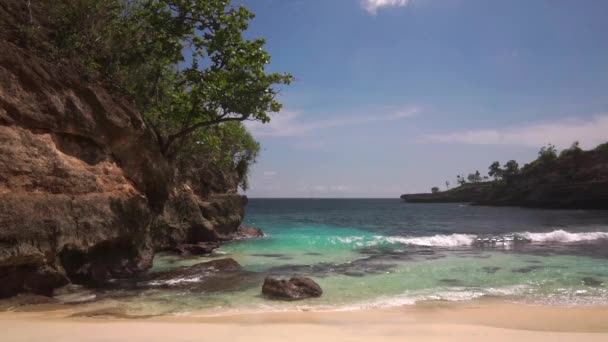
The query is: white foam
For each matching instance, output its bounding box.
[372,230,608,247]
[519,230,608,243]
[145,276,204,286]
[381,234,476,247]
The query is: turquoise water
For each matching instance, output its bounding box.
[80,200,608,315]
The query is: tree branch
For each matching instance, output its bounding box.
[161,116,247,155]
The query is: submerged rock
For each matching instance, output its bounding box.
[582,277,604,287]
[0,265,69,298]
[0,293,59,310]
[148,258,241,281]
[171,242,220,256]
[53,284,97,304]
[262,276,322,301]
[512,266,543,273]
[232,226,265,240]
[481,266,501,274]
[120,258,262,293]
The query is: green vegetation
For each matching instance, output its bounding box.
[537,143,558,163]
[447,141,607,192]
[488,161,502,180]
[596,142,608,153]
[559,141,582,158]
[31,0,292,189]
[431,186,440,194]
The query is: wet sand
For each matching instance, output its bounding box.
[1,300,608,341]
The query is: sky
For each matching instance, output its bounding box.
[235,0,608,198]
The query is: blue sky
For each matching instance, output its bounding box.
[236,0,608,198]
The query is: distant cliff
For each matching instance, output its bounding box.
[401,144,608,210]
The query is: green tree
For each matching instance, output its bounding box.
[503,160,519,181]
[467,170,482,183]
[431,187,440,194]
[488,161,503,180]
[42,0,293,187]
[456,175,466,186]
[559,141,582,158]
[177,121,259,190]
[45,0,292,158]
[537,144,557,163]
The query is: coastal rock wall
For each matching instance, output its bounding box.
[0,12,248,297]
[0,40,168,296]
[401,149,608,209]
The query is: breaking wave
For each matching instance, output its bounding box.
[374,229,608,247]
[519,230,608,243]
[288,229,608,249]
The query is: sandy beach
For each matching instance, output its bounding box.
[2,301,608,341]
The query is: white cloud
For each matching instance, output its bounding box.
[361,0,411,15]
[425,114,608,149]
[246,106,420,137]
[263,171,278,177]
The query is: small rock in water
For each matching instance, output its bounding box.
[582,277,604,287]
[481,266,501,274]
[262,276,323,300]
[343,271,366,277]
[172,242,220,256]
[252,254,286,258]
[512,266,543,273]
[233,226,265,239]
[438,278,463,286]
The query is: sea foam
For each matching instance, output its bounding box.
[381,234,476,247]
[377,229,608,247]
[519,229,608,243]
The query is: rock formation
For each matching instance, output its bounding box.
[262,276,323,300]
[0,1,250,298]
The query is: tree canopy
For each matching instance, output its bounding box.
[40,0,292,189]
[46,0,291,156]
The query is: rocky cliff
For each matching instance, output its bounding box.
[401,147,608,209]
[0,1,248,298]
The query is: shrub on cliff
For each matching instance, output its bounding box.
[177,122,260,191]
[31,0,290,188]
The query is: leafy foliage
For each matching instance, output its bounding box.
[456,174,466,186]
[595,142,608,153]
[431,186,440,194]
[559,141,582,158]
[177,122,259,190]
[537,143,558,163]
[488,161,502,180]
[467,170,482,183]
[39,0,292,190]
[502,160,519,181]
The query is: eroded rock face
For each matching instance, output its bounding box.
[0,39,169,296]
[151,187,248,249]
[0,28,248,297]
[262,276,323,301]
[232,226,265,240]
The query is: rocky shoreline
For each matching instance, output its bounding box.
[0,7,256,299]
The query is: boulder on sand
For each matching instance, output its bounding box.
[262,276,322,300]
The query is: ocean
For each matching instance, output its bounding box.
[92,199,608,315]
